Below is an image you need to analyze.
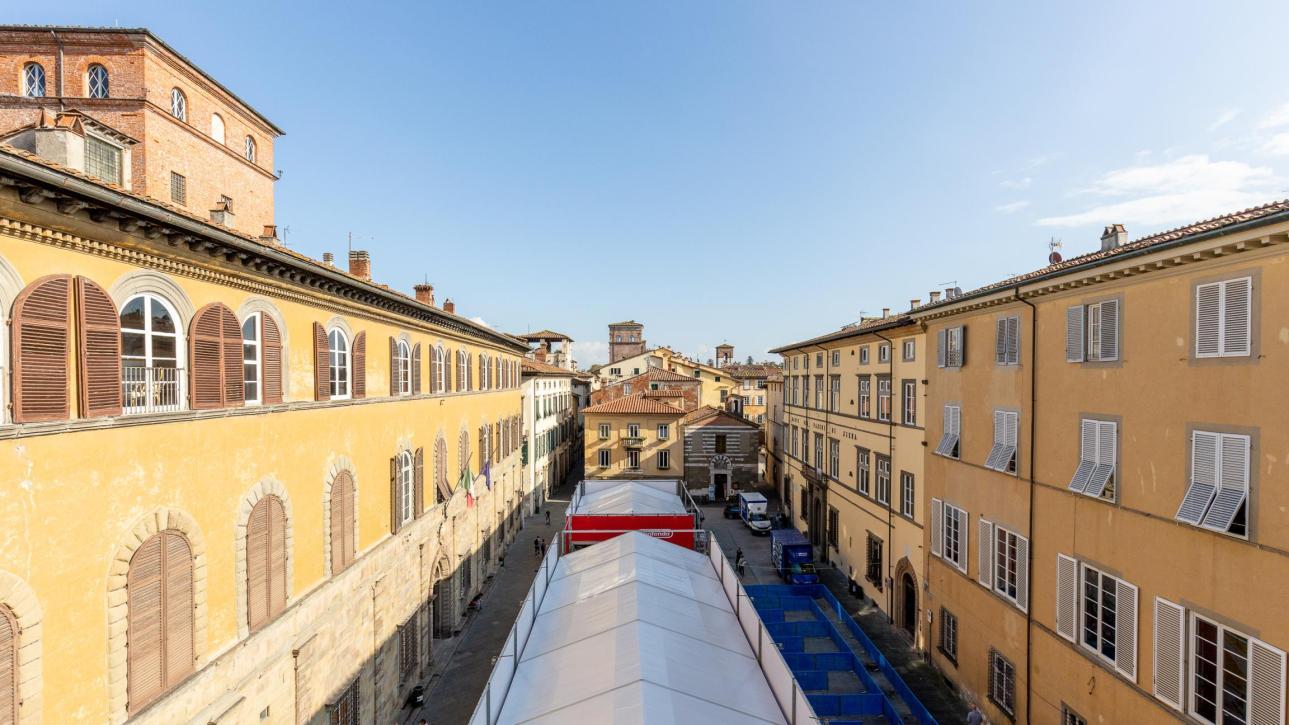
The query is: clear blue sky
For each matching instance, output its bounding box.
[16,2,1289,365]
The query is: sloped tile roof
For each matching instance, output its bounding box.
[680,406,759,428]
[769,314,914,354]
[583,394,685,416]
[519,329,571,340]
[521,358,574,377]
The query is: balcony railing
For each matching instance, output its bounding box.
[622,436,645,448]
[122,366,181,414]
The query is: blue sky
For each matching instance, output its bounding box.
[17,2,1289,365]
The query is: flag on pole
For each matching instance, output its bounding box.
[459,467,475,507]
[482,461,492,491]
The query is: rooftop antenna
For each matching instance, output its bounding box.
[1048,238,1064,265]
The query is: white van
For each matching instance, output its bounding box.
[737,492,771,534]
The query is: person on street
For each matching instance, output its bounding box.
[540,537,548,557]
[533,537,541,557]
[545,510,551,525]
[966,702,984,724]
[736,552,746,578]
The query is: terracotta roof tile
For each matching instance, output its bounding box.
[583,394,685,416]
[680,405,759,428]
[521,358,573,376]
[769,314,915,354]
[518,329,571,340]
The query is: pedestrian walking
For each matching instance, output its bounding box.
[736,553,746,578]
[533,536,541,557]
[966,702,984,725]
[540,537,548,557]
[545,510,551,525]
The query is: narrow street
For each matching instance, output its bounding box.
[411,461,581,724]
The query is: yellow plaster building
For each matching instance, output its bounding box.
[582,394,685,479]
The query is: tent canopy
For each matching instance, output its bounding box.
[572,481,688,516]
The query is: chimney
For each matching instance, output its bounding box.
[1100,224,1128,251]
[443,298,455,314]
[348,250,371,281]
[930,290,941,303]
[259,224,278,244]
[882,307,890,318]
[944,287,955,299]
[322,252,334,266]
[413,283,435,306]
[910,298,920,309]
[534,347,547,363]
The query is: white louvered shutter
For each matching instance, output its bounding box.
[1069,420,1097,492]
[1223,278,1252,357]
[978,518,993,587]
[1100,299,1119,360]
[1066,306,1085,362]
[1005,411,1018,449]
[985,410,1006,469]
[1153,598,1185,710]
[936,329,946,368]
[1196,282,1221,357]
[1177,431,1219,525]
[1202,433,1249,531]
[930,499,943,557]
[956,507,969,573]
[995,319,1007,364]
[1087,421,1117,498]
[1115,579,1138,681]
[1249,637,1286,725]
[1056,555,1077,642]
[957,326,967,367]
[951,405,961,439]
[1008,316,1020,364]
[1015,535,1029,612]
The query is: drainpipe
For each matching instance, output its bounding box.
[1014,286,1038,725]
[873,330,896,621]
[49,30,65,110]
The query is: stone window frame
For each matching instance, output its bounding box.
[106,507,208,723]
[323,456,361,578]
[234,477,295,639]
[0,571,42,724]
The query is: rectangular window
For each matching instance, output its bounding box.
[858,377,871,418]
[657,450,670,469]
[878,343,890,362]
[877,377,891,421]
[1176,431,1249,536]
[598,423,610,440]
[801,428,809,462]
[800,488,808,518]
[170,171,187,204]
[1081,563,1125,667]
[1195,278,1252,358]
[829,375,840,412]
[814,375,823,409]
[598,449,610,467]
[803,376,810,407]
[627,423,640,438]
[1061,705,1087,725]
[865,533,883,588]
[900,471,914,517]
[1069,419,1117,499]
[813,433,824,470]
[989,649,1016,717]
[815,353,823,367]
[831,350,840,366]
[790,425,798,457]
[939,608,958,664]
[657,424,669,439]
[935,405,961,458]
[627,449,640,469]
[938,326,965,368]
[827,506,839,549]
[984,410,1019,473]
[85,135,122,184]
[1067,300,1121,362]
[856,447,870,495]
[936,501,968,573]
[399,616,419,682]
[875,455,891,505]
[859,345,870,364]
[902,338,916,361]
[902,380,917,425]
[1190,613,1285,725]
[828,438,840,479]
[715,434,727,454]
[623,383,632,395]
[995,315,1020,365]
[990,524,1028,610]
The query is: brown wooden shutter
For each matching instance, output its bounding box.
[189,305,224,410]
[388,337,398,396]
[442,348,452,392]
[313,322,329,401]
[0,606,16,725]
[220,305,244,407]
[12,274,72,422]
[389,455,400,534]
[352,332,366,399]
[127,534,164,714]
[412,344,422,394]
[267,496,287,619]
[261,315,283,404]
[330,472,354,574]
[342,472,355,563]
[75,276,122,417]
[435,438,450,503]
[162,531,194,686]
[246,498,269,631]
[414,447,425,518]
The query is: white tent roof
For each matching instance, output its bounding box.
[571,481,689,516]
[494,532,787,725]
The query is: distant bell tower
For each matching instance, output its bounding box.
[608,320,645,363]
[715,344,734,367]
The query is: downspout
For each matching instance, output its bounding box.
[50,30,65,110]
[873,330,895,621]
[1015,286,1038,725]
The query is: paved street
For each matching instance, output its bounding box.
[410,462,580,725]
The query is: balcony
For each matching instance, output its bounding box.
[122,366,181,414]
[622,436,646,448]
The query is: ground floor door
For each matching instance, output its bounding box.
[713,473,728,501]
[901,573,917,638]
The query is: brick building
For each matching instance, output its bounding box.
[0,26,282,238]
[607,319,645,363]
[681,406,760,501]
[589,366,701,411]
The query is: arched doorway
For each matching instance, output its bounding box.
[710,455,732,501]
[431,559,456,639]
[901,573,917,638]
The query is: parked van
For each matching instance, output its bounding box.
[737,491,771,534]
[770,529,818,584]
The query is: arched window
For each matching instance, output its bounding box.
[393,339,411,396]
[22,63,44,97]
[244,136,256,163]
[328,328,350,399]
[329,470,356,574]
[456,350,467,392]
[88,63,109,98]
[434,437,449,504]
[432,345,446,393]
[121,293,181,414]
[245,495,287,632]
[210,113,225,144]
[127,530,194,715]
[478,354,489,390]
[242,314,261,404]
[170,88,187,121]
[458,430,471,479]
[0,604,15,724]
[394,450,415,529]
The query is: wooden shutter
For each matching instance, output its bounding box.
[352,332,366,399]
[75,276,122,417]
[466,354,473,391]
[1100,299,1119,360]
[936,329,946,368]
[955,507,968,572]
[160,532,193,695]
[1249,636,1286,725]
[412,344,422,394]
[246,498,270,630]
[994,319,1007,364]
[12,274,72,422]
[1223,278,1252,356]
[0,606,16,725]
[220,306,243,407]
[1056,554,1077,642]
[1015,534,1029,613]
[189,305,224,410]
[1196,282,1221,357]
[1006,316,1020,364]
[958,326,967,366]
[313,322,329,401]
[389,456,400,534]
[1152,598,1185,709]
[268,496,287,620]
[127,534,164,713]
[930,499,942,557]
[330,472,354,574]
[443,348,452,392]
[1070,420,1097,492]
[977,518,993,587]
[414,447,425,518]
[261,315,283,404]
[388,337,398,396]
[1177,431,1219,525]
[1066,305,1085,362]
[1203,433,1250,531]
[1114,578,1138,681]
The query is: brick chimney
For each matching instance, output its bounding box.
[259,225,279,245]
[882,307,890,318]
[929,290,941,303]
[348,250,371,281]
[322,252,334,266]
[1100,224,1128,251]
[414,283,435,306]
[534,345,548,363]
[443,298,455,314]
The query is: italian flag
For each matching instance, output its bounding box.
[459,467,475,507]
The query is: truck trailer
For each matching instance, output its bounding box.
[770,529,818,584]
